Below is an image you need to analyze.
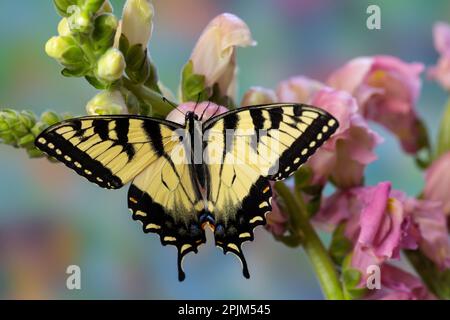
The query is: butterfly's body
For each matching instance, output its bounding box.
[35,103,338,281]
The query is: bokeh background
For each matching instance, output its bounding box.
[0,0,449,299]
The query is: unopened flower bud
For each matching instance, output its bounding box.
[40,111,61,126]
[120,0,154,47]
[57,18,71,36]
[83,0,107,15]
[53,0,78,17]
[92,13,118,50]
[45,36,74,60]
[241,86,276,106]
[86,90,127,115]
[96,48,126,82]
[67,5,92,33]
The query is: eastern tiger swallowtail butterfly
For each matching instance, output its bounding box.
[35,103,338,281]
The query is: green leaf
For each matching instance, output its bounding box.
[405,249,450,299]
[125,44,150,85]
[341,266,368,300]
[294,166,313,189]
[342,268,361,288]
[144,61,161,93]
[92,13,118,51]
[85,75,108,89]
[61,65,88,77]
[329,223,353,265]
[181,60,209,102]
[118,34,130,56]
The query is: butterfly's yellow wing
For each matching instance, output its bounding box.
[36,115,206,280]
[203,104,338,277]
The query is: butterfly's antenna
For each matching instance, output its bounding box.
[193,92,202,115]
[210,103,221,119]
[162,97,185,117]
[200,100,211,122]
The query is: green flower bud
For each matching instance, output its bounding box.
[31,122,48,137]
[45,35,84,69]
[18,133,36,148]
[96,48,126,82]
[40,111,61,126]
[58,18,71,36]
[86,90,126,115]
[67,5,92,34]
[53,0,78,17]
[83,0,106,15]
[19,111,36,129]
[0,119,8,132]
[121,88,140,114]
[92,13,118,50]
[45,36,75,60]
[27,148,44,158]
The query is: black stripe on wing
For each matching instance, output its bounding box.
[214,177,272,279]
[36,121,123,189]
[128,184,206,281]
[268,108,339,181]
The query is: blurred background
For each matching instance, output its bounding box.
[0,0,449,299]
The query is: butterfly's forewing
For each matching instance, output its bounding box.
[36,115,206,280]
[35,116,183,189]
[203,103,338,277]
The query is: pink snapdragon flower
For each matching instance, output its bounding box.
[328,55,425,154]
[428,22,450,90]
[189,13,256,99]
[424,151,450,216]
[315,182,418,274]
[316,181,450,274]
[403,197,450,270]
[276,77,381,188]
[366,264,436,300]
[308,88,382,188]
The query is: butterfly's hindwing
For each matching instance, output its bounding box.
[126,124,206,281]
[128,184,205,281]
[214,177,272,278]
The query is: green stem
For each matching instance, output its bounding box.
[275,182,344,300]
[123,77,174,117]
[405,250,450,299]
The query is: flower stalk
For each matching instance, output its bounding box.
[274,182,345,300]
